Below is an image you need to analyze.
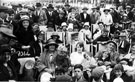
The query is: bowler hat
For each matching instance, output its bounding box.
[82,7,88,10]
[103,8,110,12]
[36,3,42,7]
[47,4,54,9]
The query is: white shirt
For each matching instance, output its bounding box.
[113,77,124,82]
[99,13,113,25]
[70,52,85,65]
[83,13,87,19]
[79,29,92,42]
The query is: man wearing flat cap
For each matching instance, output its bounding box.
[80,7,91,26]
[34,3,48,25]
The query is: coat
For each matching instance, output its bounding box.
[0,61,18,81]
[15,26,35,46]
[119,40,130,54]
[80,12,91,25]
[34,9,48,25]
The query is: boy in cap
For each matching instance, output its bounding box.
[92,67,104,82]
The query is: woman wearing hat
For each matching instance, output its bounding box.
[78,22,92,43]
[50,32,63,44]
[0,44,18,81]
[14,15,35,50]
[38,39,59,74]
[99,8,113,32]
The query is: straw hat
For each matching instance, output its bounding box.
[61,22,68,27]
[83,22,90,27]
[51,32,60,38]
[45,39,58,49]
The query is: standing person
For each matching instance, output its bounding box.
[90,7,101,24]
[80,7,91,27]
[64,3,70,18]
[55,9,67,27]
[34,3,48,25]
[0,44,18,81]
[46,4,57,31]
[99,8,113,32]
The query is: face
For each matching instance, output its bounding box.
[32,24,39,34]
[102,51,109,58]
[84,26,89,30]
[76,44,83,53]
[48,8,53,12]
[108,43,115,51]
[131,45,135,54]
[71,8,76,12]
[83,9,87,13]
[22,20,29,29]
[74,68,83,79]
[99,24,104,30]
[104,11,109,14]
[102,32,108,37]
[49,45,56,51]
[38,35,44,41]
[0,33,10,45]
[115,70,122,77]
[0,52,11,63]
[65,6,70,10]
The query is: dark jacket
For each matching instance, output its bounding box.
[119,40,130,54]
[14,24,35,46]
[0,61,18,81]
[30,41,41,57]
[80,13,91,24]
[55,15,67,26]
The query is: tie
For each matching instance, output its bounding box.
[50,12,52,16]
[121,41,124,48]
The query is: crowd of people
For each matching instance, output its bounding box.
[1,2,135,82]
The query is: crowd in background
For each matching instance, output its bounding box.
[1,2,135,82]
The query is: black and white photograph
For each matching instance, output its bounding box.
[0,0,135,82]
